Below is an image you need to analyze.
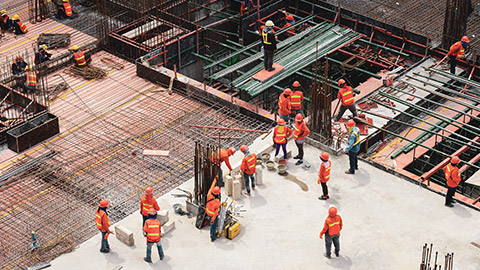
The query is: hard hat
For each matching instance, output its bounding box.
[338,79,346,86]
[72,45,79,51]
[63,0,69,2]
[212,186,221,195]
[265,20,274,27]
[292,81,300,87]
[277,119,286,125]
[240,145,248,152]
[147,208,156,215]
[286,14,294,21]
[451,156,460,164]
[15,55,23,60]
[145,187,153,195]
[0,10,6,15]
[284,88,292,95]
[12,14,19,20]
[295,113,303,122]
[229,147,236,155]
[99,200,110,207]
[346,119,356,128]
[40,44,47,50]
[321,152,329,161]
[328,206,337,217]
[461,36,470,43]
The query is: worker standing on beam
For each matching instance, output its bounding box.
[140,187,160,231]
[443,156,461,207]
[240,0,255,15]
[341,120,360,174]
[319,205,343,259]
[318,152,331,200]
[290,81,304,116]
[447,36,469,74]
[11,14,27,36]
[34,44,52,65]
[143,208,165,263]
[95,200,114,253]
[273,119,293,160]
[293,113,310,165]
[72,45,92,67]
[262,20,277,72]
[205,176,221,242]
[211,147,236,187]
[240,145,256,196]
[0,10,12,31]
[278,88,292,124]
[333,79,357,122]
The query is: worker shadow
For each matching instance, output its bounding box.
[326,255,353,269]
[450,202,472,218]
[101,249,125,265]
[249,191,267,208]
[149,259,173,269]
[350,169,371,187]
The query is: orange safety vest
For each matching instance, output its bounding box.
[241,153,257,174]
[205,194,220,221]
[444,163,460,188]
[278,94,291,116]
[2,15,8,24]
[74,51,86,66]
[318,160,331,183]
[274,125,288,144]
[211,148,229,163]
[293,121,309,140]
[290,91,303,110]
[449,41,465,58]
[95,210,110,231]
[145,219,161,242]
[64,3,73,17]
[18,21,28,33]
[140,195,159,216]
[339,86,354,106]
[26,71,37,86]
[326,215,341,236]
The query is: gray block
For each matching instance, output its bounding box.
[225,175,233,196]
[233,180,241,200]
[115,225,134,246]
[255,165,263,185]
[234,174,244,190]
[161,220,175,236]
[157,210,169,226]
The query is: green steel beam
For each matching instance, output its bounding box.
[428,68,480,89]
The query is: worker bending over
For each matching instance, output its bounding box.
[261,20,277,72]
[34,44,52,65]
[320,205,343,259]
[211,147,236,187]
[240,145,256,196]
[0,10,12,31]
[72,45,92,67]
[333,79,357,122]
[317,152,331,200]
[448,36,469,74]
[290,81,304,116]
[273,119,292,160]
[140,187,160,230]
[205,176,221,242]
[341,120,360,174]
[23,66,37,93]
[95,200,114,253]
[11,14,27,35]
[293,113,309,165]
[443,156,461,207]
[143,208,165,263]
[55,0,74,19]
[11,56,28,75]
[240,0,255,15]
[282,11,295,33]
[278,88,292,124]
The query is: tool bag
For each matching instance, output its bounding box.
[225,221,241,240]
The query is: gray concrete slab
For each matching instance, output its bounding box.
[49,138,480,270]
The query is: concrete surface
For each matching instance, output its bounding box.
[49,134,480,270]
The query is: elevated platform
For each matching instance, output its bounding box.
[251,63,285,82]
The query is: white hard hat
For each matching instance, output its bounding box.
[265,20,274,27]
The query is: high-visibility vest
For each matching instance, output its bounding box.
[450,41,465,58]
[18,21,28,33]
[444,163,460,188]
[243,153,257,174]
[293,121,309,140]
[326,216,341,235]
[319,160,331,183]
[274,125,288,144]
[74,51,86,66]
[95,210,110,231]
[26,72,37,86]
[351,129,360,146]
[262,31,271,45]
[278,94,291,116]
[140,195,159,216]
[205,194,220,221]
[2,16,8,24]
[64,3,73,17]
[290,91,303,109]
[339,86,354,106]
[211,148,228,163]
[145,219,161,242]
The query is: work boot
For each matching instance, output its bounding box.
[160,255,164,261]
[268,67,275,72]
[335,251,339,257]
[252,185,255,190]
[445,203,454,208]
[345,170,354,174]
[295,160,303,165]
[293,155,301,159]
[144,257,152,263]
[100,249,110,253]
[243,191,251,196]
[319,196,328,200]
[324,253,331,259]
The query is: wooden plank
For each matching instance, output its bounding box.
[251,63,285,82]
[143,149,169,156]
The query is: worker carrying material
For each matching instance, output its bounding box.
[341,120,360,174]
[211,147,236,187]
[447,36,469,74]
[240,145,256,196]
[278,88,292,124]
[11,56,28,75]
[320,205,343,259]
[140,187,160,229]
[443,156,461,207]
[273,119,293,160]
[34,44,52,65]
[143,208,165,263]
[205,176,221,242]
[318,152,331,200]
[0,10,12,31]
[11,14,27,35]
[261,20,277,72]
[55,0,74,19]
[282,11,295,33]
[72,45,92,67]
[95,200,114,253]
[290,81,304,116]
[333,79,357,121]
[23,66,37,93]
[293,113,310,165]
[240,0,255,15]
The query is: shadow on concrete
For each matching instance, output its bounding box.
[149,257,173,269]
[102,250,125,265]
[250,192,267,208]
[451,203,473,218]
[327,255,353,269]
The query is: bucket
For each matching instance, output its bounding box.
[261,153,270,163]
[278,164,287,175]
[266,161,275,171]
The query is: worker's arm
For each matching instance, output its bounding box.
[207,176,218,196]
[452,168,461,186]
[337,89,342,101]
[286,127,293,138]
[319,219,329,238]
[143,221,148,234]
[317,165,325,184]
[339,216,343,231]
[102,214,110,232]
[344,133,355,153]
[140,200,143,214]
[272,128,277,143]
[303,124,310,138]
[240,157,247,173]
[153,199,160,211]
[224,157,233,171]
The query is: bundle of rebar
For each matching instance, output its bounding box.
[66,66,107,80]
[442,0,470,49]
[194,142,220,204]
[420,243,454,270]
[37,33,72,49]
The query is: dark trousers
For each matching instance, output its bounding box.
[445,186,457,205]
[348,151,358,173]
[334,104,357,121]
[325,233,340,257]
[264,50,274,70]
[295,141,304,159]
[100,231,110,251]
[142,215,148,228]
[321,182,328,197]
[450,56,456,74]
[274,143,287,159]
[210,217,218,240]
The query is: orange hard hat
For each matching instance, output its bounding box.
[148,208,156,215]
[212,186,221,195]
[284,88,292,95]
[240,145,248,152]
[328,206,337,217]
[99,200,110,208]
[286,14,294,21]
[295,113,303,122]
[277,119,286,125]
[461,36,470,43]
[292,81,300,87]
[451,156,460,164]
[346,119,356,128]
[145,187,153,195]
[321,152,329,161]
[338,79,346,86]
[229,147,236,155]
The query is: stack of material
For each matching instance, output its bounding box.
[37,33,71,48]
[66,66,107,80]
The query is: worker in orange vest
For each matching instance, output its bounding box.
[143,208,165,263]
[211,147,236,187]
[23,66,37,93]
[0,10,12,31]
[240,145,257,196]
[240,0,255,15]
[273,118,293,160]
[341,120,360,174]
[290,81,304,116]
[72,45,92,67]
[205,176,221,242]
[320,205,343,259]
[95,200,114,253]
[11,14,27,35]
[293,113,310,165]
[443,156,461,207]
[448,36,469,74]
[318,152,331,200]
[282,11,295,33]
[333,79,357,122]
[55,0,74,19]
[140,187,160,230]
[278,88,292,124]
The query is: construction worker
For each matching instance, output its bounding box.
[205,176,221,242]
[11,14,27,35]
[55,0,74,19]
[290,81,304,116]
[23,66,37,93]
[443,156,461,207]
[293,113,310,165]
[95,200,114,253]
[333,79,357,122]
[273,118,293,160]
[341,120,360,174]
[0,10,12,31]
[34,44,52,65]
[240,0,255,15]
[72,45,92,67]
[448,36,469,74]
[278,88,292,124]
[11,56,28,75]
[211,147,235,187]
[319,205,343,259]
[143,208,165,263]
[140,187,160,229]
[318,152,331,200]
[240,145,256,196]
[262,20,277,72]
[282,12,295,33]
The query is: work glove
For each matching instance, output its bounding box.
[319,233,323,239]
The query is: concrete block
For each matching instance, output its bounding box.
[232,180,241,200]
[234,174,244,190]
[115,225,134,246]
[186,200,198,216]
[161,220,175,236]
[225,175,233,196]
[157,210,169,225]
[255,165,263,185]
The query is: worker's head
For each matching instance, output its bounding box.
[12,14,19,21]
[328,205,337,217]
[212,186,221,196]
[240,145,248,153]
[0,10,7,16]
[461,36,470,43]
[283,88,292,96]
[265,20,274,28]
[295,113,303,122]
[292,81,300,88]
[15,55,23,61]
[145,187,154,197]
[72,45,79,51]
[227,147,236,156]
[451,156,460,165]
[286,14,294,21]
[346,119,356,131]
[147,208,156,218]
[40,44,47,51]
[338,79,346,87]
[320,152,329,161]
[277,118,286,126]
[99,200,110,208]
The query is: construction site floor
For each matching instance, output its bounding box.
[48,137,480,269]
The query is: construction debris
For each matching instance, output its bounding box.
[66,66,107,80]
[37,33,71,49]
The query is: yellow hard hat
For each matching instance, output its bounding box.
[0,10,7,15]
[63,0,69,2]
[72,45,79,50]
[40,44,48,50]
[12,14,19,20]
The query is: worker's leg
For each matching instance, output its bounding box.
[334,105,347,121]
[445,186,456,206]
[325,234,332,257]
[263,50,269,70]
[145,241,153,262]
[244,172,251,194]
[156,240,165,260]
[348,151,356,174]
[279,113,288,123]
[281,143,287,159]
[321,182,328,198]
[332,234,340,256]
[100,231,107,251]
[274,143,280,157]
[251,173,255,190]
[450,56,456,74]
[142,215,148,230]
[210,217,218,241]
[353,151,359,170]
[266,50,274,70]
[219,168,224,187]
[347,105,358,117]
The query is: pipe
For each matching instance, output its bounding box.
[428,68,480,89]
